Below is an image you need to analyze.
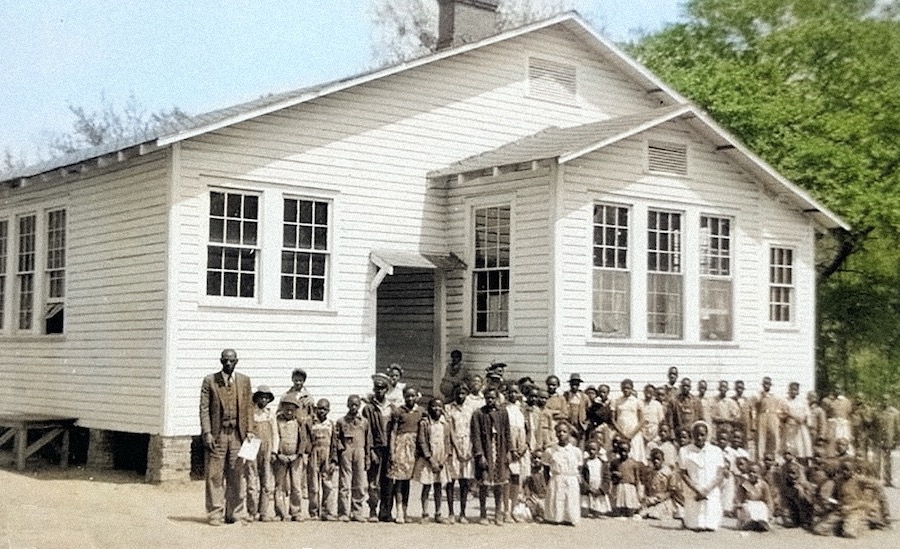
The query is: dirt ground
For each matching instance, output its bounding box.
[0,460,897,549]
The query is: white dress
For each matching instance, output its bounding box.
[679,443,725,531]
[506,403,529,477]
[614,395,646,464]
[783,397,813,458]
[543,443,583,525]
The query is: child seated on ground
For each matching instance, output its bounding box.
[522,461,548,522]
[581,440,610,517]
[735,464,774,531]
[641,448,677,520]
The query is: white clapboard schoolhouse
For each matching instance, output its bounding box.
[0,2,846,480]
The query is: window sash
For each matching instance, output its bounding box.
[473,205,511,335]
[700,278,732,340]
[281,198,329,302]
[16,214,36,331]
[593,269,630,337]
[647,210,681,273]
[647,272,682,338]
[206,191,259,298]
[769,247,794,322]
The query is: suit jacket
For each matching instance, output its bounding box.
[200,371,253,441]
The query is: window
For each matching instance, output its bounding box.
[769,247,794,322]
[528,57,577,104]
[281,198,329,302]
[206,191,259,298]
[699,215,732,340]
[0,220,7,330]
[592,204,630,337]
[472,205,511,335]
[16,214,36,331]
[45,209,66,334]
[648,140,688,176]
[647,210,682,338]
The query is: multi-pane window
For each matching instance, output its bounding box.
[45,209,66,334]
[16,214,36,331]
[281,198,329,302]
[473,205,511,335]
[0,220,7,330]
[769,247,794,322]
[647,210,682,338]
[699,215,732,340]
[206,191,259,298]
[592,204,630,337]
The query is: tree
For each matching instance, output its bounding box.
[47,92,190,156]
[369,0,574,64]
[630,0,900,395]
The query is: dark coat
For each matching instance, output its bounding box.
[471,405,511,484]
[200,371,253,441]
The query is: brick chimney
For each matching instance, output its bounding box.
[436,0,501,51]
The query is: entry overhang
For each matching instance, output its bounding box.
[369,249,466,291]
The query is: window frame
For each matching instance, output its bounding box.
[699,214,733,341]
[467,197,514,338]
[591,202,631,338]
[768,246,795,324]
[280,195,332,303]
[199,180,337,312]
[205,189,261,300]
[646,208,684,339]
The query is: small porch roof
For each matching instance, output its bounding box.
[369,249,466,291]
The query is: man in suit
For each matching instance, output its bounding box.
[200,348,254,525]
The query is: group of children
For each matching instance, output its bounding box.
[237,362,894,538]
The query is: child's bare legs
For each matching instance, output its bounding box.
[421,484,432,520]
[478,484,504,525]
[447,479,470,522]
[393,480,410,523]
[433,483,445,522]
[506,475,520,521]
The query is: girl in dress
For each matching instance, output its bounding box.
[613,379,646,464]
[544,421,584,525]
[581,440,611,517]
[445,383,474,523]
[471,387,511,525]
[641,448,678,520]
[678,421,727,531]
[463,374,486,415]
[504,383,529,522]
[384,364,407,408]
[414,398,452,523]
[641,383,665,454]
[612,440,642,518]
[386,386,424,523]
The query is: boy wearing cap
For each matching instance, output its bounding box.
[246,385,279,522]
[273,392,313,521]
[363,373,395,521]
[308,399,338,521]
[563,373,590,447]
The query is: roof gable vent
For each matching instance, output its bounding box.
[647,140,688,176]
[528,57,577,104]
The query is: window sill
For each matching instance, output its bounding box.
[462,336,516,344]
[198,298,338,316]
[763,323,800,333]
[0,334,67,342]
[587,338,740,350]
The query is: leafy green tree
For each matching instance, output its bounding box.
[631,0,900,396]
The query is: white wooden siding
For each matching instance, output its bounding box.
[165,25,661,435]
[556,120,816,396]
[0,152,169,433]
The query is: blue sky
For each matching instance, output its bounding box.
[0,1,685,160]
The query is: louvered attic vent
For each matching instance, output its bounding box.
[648,140,688,176]
[528,57,577,104]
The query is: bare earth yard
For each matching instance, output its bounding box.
[0,462,896,549]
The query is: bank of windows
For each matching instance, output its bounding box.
[205,189,331,304]
[472,204,511,336]
[592,204,734,342]
[0,209,66,335]
[769,247,794,322]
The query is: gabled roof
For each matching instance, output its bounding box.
[2,12,686,184]
[429,104,849,231]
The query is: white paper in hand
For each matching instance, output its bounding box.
[238,437,261,460]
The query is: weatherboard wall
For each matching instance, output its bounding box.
[0,152,169,434]
[555,119,817,394]
[163,25,665,436]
